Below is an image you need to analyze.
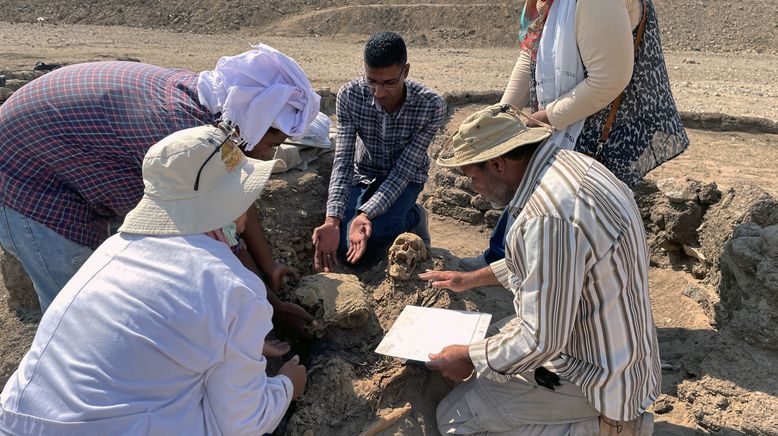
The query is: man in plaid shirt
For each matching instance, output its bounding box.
[0,56,317,334]
[312,32,447,271]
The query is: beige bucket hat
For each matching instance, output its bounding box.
[119,125,279,235]
[436,104,552,168]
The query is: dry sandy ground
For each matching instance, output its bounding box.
[1,21,777,120]
[2,19,778,436]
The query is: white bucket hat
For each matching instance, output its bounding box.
[119,125,278,235]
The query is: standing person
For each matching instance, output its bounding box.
[421,104,660,434]
[0,125,305,435]
[460,0,688,270]
[0,44,319,333]
[311,31,447,271]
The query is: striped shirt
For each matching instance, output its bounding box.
[326,78,446,220]
[0,62,216,249]
[469,139,661,421]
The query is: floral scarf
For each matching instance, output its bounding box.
[519,0,555,61]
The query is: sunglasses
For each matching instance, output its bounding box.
[193,122,245,191]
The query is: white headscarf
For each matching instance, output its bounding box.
[197,44,321,151]
[535,0,585,150]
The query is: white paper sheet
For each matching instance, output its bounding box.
[375,305,492,362]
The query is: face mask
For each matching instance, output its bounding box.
[221,222,240,247]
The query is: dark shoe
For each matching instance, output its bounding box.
[33,62,62,71]
[459,254,488,271]
[412,203,431,246]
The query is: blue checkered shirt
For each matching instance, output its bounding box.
[326,78,446,220]
[0,62,216,248]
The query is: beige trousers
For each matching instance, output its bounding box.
[436,370,601,435]
[436,316,601,435]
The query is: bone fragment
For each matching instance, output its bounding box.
[358,402,412,436]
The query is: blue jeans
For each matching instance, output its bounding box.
[483,207,513,263]
[0,205,93,312]
[339,179,424,266]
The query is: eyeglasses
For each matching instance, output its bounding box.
[364,69,406,91]
[193,122,244,191]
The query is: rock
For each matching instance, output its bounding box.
[698,184,778,280]
[453,176,473,191]
[718,225,778,349]
[649,210,665,228]
[656,177,700,203]
[652,396,674,415]
[484,209,502,227]
[426,198,484,225]
[712,201,778,349]
[470,194,492,211]
[434,169,458,188]
[0,248,40,313]
[439,187,472,208]
[698,182,722,205]
[3,79,30,91]
[291,273,371,329]
[664,201,704,246]
[682,284,719,322]
[678,375,778,435]
[0,87,13,102]
[316,87,336,115]
[4,70,43,81]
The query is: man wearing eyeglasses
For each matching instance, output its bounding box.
[312,31,447,271]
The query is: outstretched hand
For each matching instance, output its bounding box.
[418,269,473,293]
[312,219,340,272]
[346,213,372,264]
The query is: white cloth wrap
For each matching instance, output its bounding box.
[197,43,321,151]
[535,0,586,150]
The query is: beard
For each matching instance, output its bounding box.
[483,176,515,209]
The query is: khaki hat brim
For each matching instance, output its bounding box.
[436,127,552,168]
[118,157,278,235]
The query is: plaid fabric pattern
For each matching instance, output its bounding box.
[326,78,446,220]
[0,61,216,248]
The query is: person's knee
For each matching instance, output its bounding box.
[435,397,453,435]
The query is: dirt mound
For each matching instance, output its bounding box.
[1,0,776,53]
[277,248,514,435]
[268,3,515,48]
[639,179,778,351]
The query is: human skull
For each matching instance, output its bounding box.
[388,232,427,280]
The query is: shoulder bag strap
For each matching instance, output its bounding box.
[595,0,649,158]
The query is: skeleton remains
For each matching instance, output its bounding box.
[387,232,427,280]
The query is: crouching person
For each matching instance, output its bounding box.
[421,104,660,434]
[0,125,305,435]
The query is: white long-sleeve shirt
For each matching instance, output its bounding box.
[469,140,661,421]
[0,233,292,435]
